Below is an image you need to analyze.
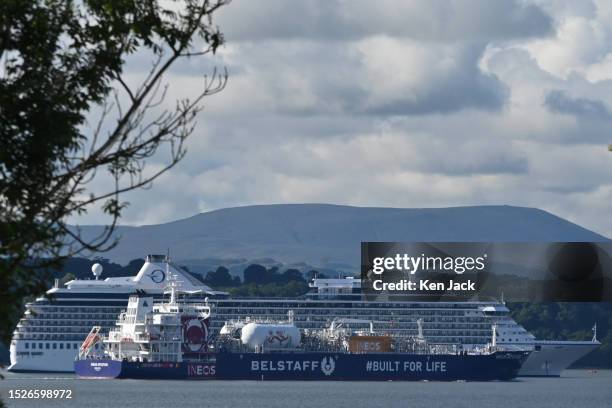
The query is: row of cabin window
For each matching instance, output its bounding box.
[23,342,99,350]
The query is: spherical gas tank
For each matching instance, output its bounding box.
[220,321,245,339]
[240,323,301,348]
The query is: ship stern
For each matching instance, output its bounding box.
[74,359,123,378]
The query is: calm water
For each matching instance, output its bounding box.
[1,370,611,408]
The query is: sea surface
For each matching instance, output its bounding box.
[1,369,611,408]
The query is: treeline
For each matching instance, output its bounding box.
[200,264,326,297]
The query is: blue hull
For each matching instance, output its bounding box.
[215,351,529,381]
[75,351,529,381]
[74,360,216,380]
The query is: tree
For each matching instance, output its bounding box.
[282,268,305,283]
[60,272,76,286]
[267,266,281,283]
[0,0,229,344]
[243,264,267,285]
[125,258,146,275]
[204,266,239,287]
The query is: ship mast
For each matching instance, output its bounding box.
[491,324,497,347]
[164,252,181,305]
[417,318,425,340]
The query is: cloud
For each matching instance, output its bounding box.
[72,0,612,241]
[520,1,612,79]
[544,89,612,120]
[356,39,508,115]
[216,0,553,42]
[200,37,509,117]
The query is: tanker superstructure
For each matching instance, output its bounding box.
[74,272,216,379]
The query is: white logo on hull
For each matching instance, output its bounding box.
[321,357,335,376]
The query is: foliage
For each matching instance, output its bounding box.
[243,264,268,284]
[60,272,76,286]
[242,264,312,286]
[204,266,241,287]
[214,263,311,297]
[0,0,229,344]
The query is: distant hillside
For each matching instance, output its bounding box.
[74,204,608,270]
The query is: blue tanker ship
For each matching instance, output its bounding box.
[74,275,530,381]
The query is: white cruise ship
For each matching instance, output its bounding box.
[9,255,599,376]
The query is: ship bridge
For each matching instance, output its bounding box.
[478,305,510,316]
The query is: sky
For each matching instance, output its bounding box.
[77,0,612,238]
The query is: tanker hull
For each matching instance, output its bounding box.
[74,360,216,380]
[215,350,529,381]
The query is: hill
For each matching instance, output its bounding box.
[74,204,608,271]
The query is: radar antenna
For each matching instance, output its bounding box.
[91,263,103,280]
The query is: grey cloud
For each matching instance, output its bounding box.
[363,45,508,115]
[542,185,598,194]
[363,74,507,115]
[216,0,553,42]
[421,146,528,176]
[217,40,509,117]
[484,48,612,144]
[544,90,612,120]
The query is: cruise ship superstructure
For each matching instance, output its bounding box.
[9,255,599,376]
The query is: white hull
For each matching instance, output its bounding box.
[518,341,600,377]
[9,341,79,372]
